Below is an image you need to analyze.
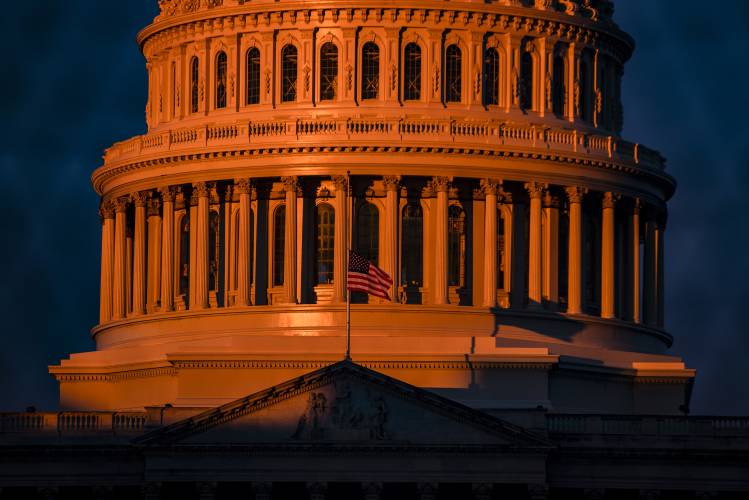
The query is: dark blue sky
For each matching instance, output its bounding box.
[1,1,747,414]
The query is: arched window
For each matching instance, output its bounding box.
[209,211,221,300]
[179,214,190,298]
[448,205,466,288]
[497,209,506,290]
[401,203,423,287]
[484,48,500,106]
[315,204,335,285]
[445,45,462,103]
[361,42,380,100]
[320,42,338,101]
[520,51,534,111]
[215,52,227,109]
[246,47,260,105]
[580,56,591,121]
[273,205,286,286]
[190,57,200,113]
[281,45,298,103]
[404,43,422,101]
[356,202,379,264]
[552,53,566,116]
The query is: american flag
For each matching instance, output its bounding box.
[347,250,393,301]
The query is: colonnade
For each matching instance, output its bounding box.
[98,176,665,329]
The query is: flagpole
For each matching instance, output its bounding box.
[345,170,352,361]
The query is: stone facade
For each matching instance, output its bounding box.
[2,0,747,498]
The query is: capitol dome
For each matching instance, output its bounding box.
[51,0,692,415]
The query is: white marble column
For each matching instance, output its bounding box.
[131,192,148,316]
[629,199,642,323]
[526,182,546,308]
[482,179,500,308]
[566,187,586,314]
[283,176,299,304]
[601,192,619,319]
[146,196,162,313]
[193,182,210,310]
[99,202,115,323]
[236,179,252,307]
[543,193,560,309]
[112,197,129,320]
[159,187,175,312]
[433,177,450,305]
[383,176,400,303]
[333,176,349,303]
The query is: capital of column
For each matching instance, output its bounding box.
[147,196,161,217]
[113,196,130,213]
[193,182,210,198]
[282,176,299,194]
[99,200,115,220]
[632,197,642,214]
[332,175,349,193]
[131,191,149,208]
[431,176,451,193]
[235,178,252,195]
[158,186,176,202]
[603,191,621,209]
[382,175,401,192]
[565,186,588,204]
[543,192,561,208]
[525,181,548,200]
[480,178,502,197]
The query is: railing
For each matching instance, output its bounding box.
[0,412,149,436]
[547,414,749,437]
[102,116,668,174]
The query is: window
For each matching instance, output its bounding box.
[281,45,298,103]
[404,43,422,101]
[445,45,462,103]
[315,204,335,285]
[246,47,260,105]
[356,202,379,264]
[273,205,286,286]
[320,42,338,101]
[209,211,221,296]
[520,51,533,111]
[171,61,177,116]
[361,42,380,100]
[448,205,466,288]
[179,214,190,298]
[497,209,506,290]
[190,57,200,113]
[484,48,500,106]
[552,53,566,116]
[401,203,423,287]
[580,56,591,121]
[215,51,227,109]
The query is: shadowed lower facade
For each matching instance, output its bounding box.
[1,0,748,498]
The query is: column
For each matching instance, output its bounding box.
[542,193,560,309]
[236,179,252,307]
[433,177,450,305]
[99,202,115,323]
[601,192,618,319]
[643,211,657,326]
[526,182,545,308]
[193,182,210,310]
[146,196,162,313]
[383,176,400,302]
[629,198,641,323]
[125,227,133,315]
[482,179,500,308]
[333,176,349,303]
[656,216,666,328]
[566,187,586,314]
[131,192,148,316]
[283,176,299,304]
[112,197,129,320]
[159,187,175,312]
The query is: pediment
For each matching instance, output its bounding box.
[135,361,548,449]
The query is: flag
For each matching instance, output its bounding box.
[347,250,393,301]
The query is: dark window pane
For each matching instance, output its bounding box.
[498,209,505,290]
[320,42,338,101]
[246,48,261,105]
[520,51,533,110]
[191,57,200,113]
[448,205,466,287]
[552,53,565,116]
[274,205,286,286]
[445,45,462,103]
[361,42,380,100]
[404,43,421,101]
[179,214,190,299]
[401,203,423,287]
[282,45,298,103]
[315,204,335,285]
[216,52,227,109]
[484,48,500,106]
[356,203,379,265]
